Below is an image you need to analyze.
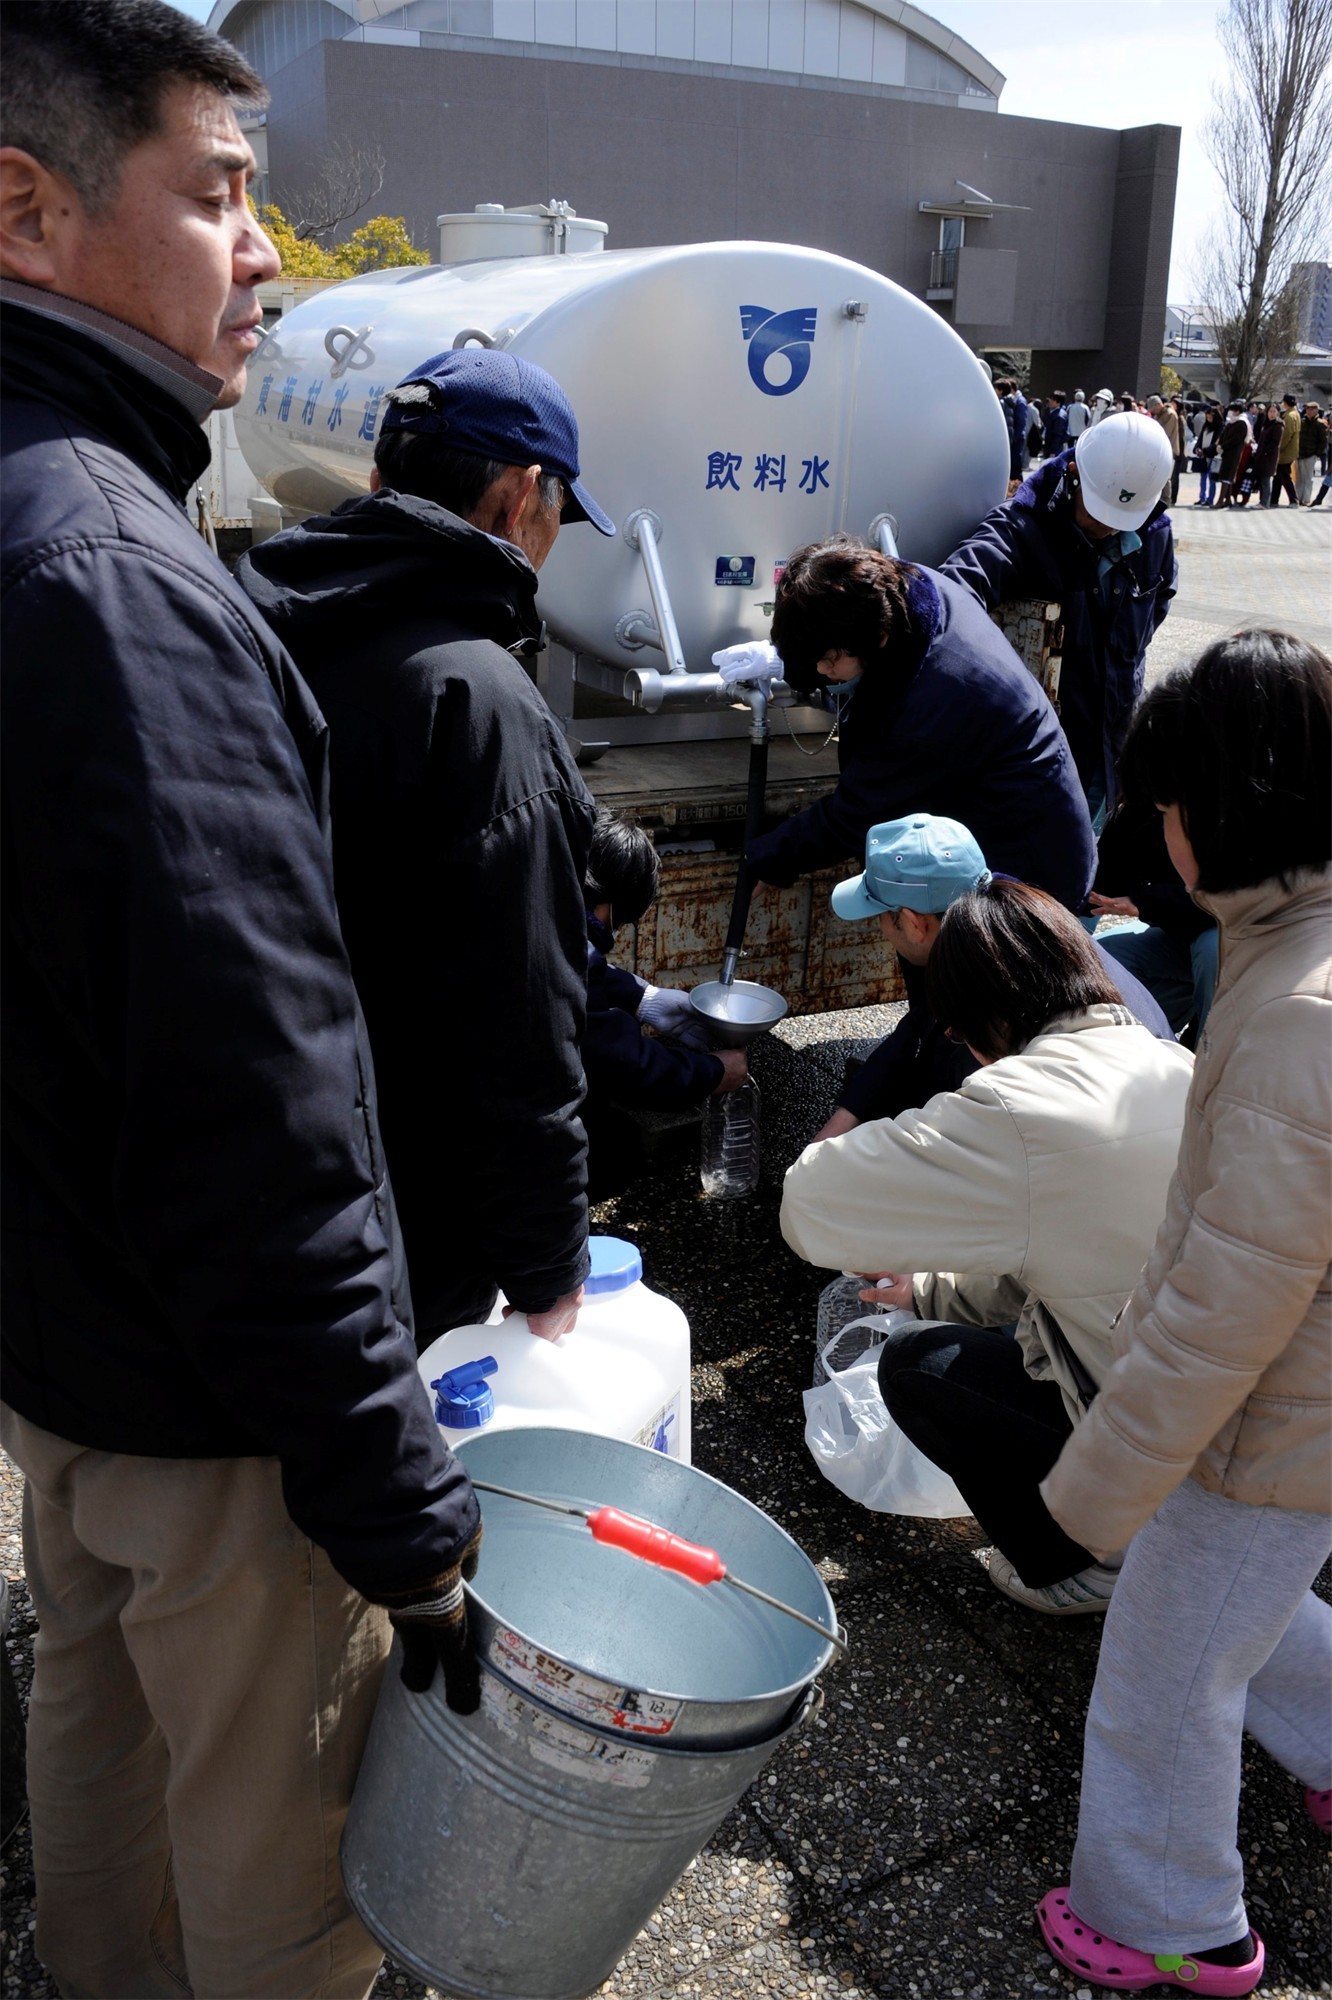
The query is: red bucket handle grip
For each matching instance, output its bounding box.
[586,1505,726,1585]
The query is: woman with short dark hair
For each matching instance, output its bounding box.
[748,534,1096,914]
[1036,630,1331,1995]
[780,876,1195,1615]
[926,877,1124,1060]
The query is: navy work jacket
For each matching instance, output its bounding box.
[942,451,1177,809]
[745,568,1095,912]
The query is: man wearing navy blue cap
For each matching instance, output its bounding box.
[240,348,615,1346]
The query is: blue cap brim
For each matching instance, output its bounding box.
[830,873,882,921]
[563,478,616,536]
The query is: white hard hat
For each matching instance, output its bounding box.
[1074,412,1174,532]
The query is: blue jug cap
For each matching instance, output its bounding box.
[584,1235,642,1296]
[431,1356,498,1429]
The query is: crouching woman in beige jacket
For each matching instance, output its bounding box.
[1035,631,1332,1997]
[780,879,1194,1610]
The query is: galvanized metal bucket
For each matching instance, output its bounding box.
[342,1428,840,2000]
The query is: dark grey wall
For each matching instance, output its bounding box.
[266,39,1177,393]
[1103,124,1180,396]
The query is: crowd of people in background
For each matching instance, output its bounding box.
[1190,393,1331,509]
[996,374,1331,511]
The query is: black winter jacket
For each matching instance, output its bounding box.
[941,451,1177,811]
[239,493,593,1340]
[0,288,477,1596]
[1252,416,1284,483]
[1299,415,1328,461]
[1095,798,1216,944]
[745,568,1095,911]
[584,917,722,1110]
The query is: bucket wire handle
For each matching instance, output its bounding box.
[471,1479,847,1657]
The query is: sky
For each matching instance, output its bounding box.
[175,0,1300,306]
[937,0,1235,306]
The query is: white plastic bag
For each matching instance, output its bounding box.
[802,1319,971,1518]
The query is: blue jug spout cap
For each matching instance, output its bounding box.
[430,1355,498,1430]
[585,1235,643,1296]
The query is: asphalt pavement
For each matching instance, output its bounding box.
[1,490,1328,2000]
[1143,474,1332,678]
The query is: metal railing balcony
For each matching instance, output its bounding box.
[929,248,958,292]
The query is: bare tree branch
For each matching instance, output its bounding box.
[1192,0,1332,398]
[275,143,387,243]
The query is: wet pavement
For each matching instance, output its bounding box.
[4,1061,1328,2000]
[560,1014,1331,2000]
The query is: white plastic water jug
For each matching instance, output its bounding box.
[416,1236,692,1462]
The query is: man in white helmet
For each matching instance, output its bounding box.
[942,410,1177,823]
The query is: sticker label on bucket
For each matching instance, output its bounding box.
[489,1627,683,1737]
[633,1392,681,1458]
[483,1682,656,1789]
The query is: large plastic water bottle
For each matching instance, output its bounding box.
[812,1272,910,1384]
[417,1235,692,1461]
[700,1075,761,1197]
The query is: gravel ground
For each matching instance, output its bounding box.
[2,1005,1328,1999]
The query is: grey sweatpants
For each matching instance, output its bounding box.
[1069,1476,1332,1955]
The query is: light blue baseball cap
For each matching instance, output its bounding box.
[831,815,991,920]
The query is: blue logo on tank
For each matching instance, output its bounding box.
[739,305,818,396]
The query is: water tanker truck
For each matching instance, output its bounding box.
[231,204,1017,1010]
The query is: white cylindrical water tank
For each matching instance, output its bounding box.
[436,200,609,264]
[233,240,1008,674]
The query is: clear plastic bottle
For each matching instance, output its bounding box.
[699,1075,761,1198]
[812,1272,913,1384]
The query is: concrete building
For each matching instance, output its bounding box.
[1294,261,1332,351]
[211,0,1179,395]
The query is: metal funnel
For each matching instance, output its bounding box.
[689,979,788,1049]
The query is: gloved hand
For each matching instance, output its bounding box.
[378,1523,484,1714]
[660,1011,718,1052]
[744,828,799,889]
[711,640,783,686]
[637,984,698,1037]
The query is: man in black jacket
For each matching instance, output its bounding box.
[811,814,1175,1146]
[580,810,747,1199]
[1,7,481,1994]
[240,348,609,1346]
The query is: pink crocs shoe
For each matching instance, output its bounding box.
[1037,1889,1265,1994]
[1306,1786,1332,1833]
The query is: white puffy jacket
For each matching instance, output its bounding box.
[780,1005,1194,1423]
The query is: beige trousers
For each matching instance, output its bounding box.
[1,1406,391,2000]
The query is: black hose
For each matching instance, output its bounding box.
[722,734,769,959]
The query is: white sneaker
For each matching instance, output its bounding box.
[978,1547,1118,1616]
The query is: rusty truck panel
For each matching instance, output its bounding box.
[615,852,904,1015]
